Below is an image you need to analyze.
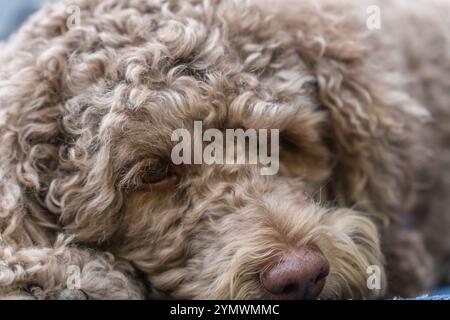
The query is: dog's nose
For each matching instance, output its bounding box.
[260,247,329,300]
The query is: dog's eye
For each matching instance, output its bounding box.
[141,162,168,184]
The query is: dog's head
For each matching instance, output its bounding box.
[0,0,427,298]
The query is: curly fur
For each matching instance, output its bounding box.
[0,0,449,299]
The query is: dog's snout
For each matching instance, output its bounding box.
[260,247,329,300]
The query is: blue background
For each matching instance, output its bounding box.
[0,0,41,40]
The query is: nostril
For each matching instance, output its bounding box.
[261,246,329,300]
[315,267,330,284]
[283,283,298,293]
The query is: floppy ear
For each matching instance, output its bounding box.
[0,17,124,246]
[298,28,429,217]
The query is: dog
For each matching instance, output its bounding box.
[0,0,449,299]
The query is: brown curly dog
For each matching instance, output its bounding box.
[0,0,449,299]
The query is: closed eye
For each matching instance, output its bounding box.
[119,159,179,192]
[141,162,168,184]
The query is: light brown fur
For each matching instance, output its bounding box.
[0,0,449,299]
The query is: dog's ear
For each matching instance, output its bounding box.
[299,29,429,217]
[0,32,124,246]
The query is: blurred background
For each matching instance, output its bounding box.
[0,0,41,40]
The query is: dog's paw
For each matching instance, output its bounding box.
[57,288,88,300]
[27,285,46,300]
[27,285,88,300]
